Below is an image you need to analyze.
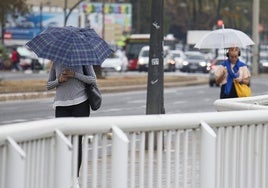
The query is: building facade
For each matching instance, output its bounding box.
[4,0,131,45]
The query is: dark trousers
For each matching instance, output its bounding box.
[11,62,22,71]
[55,99,90,176]
[220,83,238,99]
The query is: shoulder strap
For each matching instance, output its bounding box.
[82,66,87,75]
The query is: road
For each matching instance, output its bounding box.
[1,85,217,125]
[1,74,268,125]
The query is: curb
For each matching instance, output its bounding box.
[0,77,208,101]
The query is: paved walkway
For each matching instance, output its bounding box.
[83,131,201,187]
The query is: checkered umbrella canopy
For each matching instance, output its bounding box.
[26,26,113,66]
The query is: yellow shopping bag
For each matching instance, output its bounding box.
[234,81,251,97]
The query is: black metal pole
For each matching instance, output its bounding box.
[146,0,165,115]
[145,0,164,150]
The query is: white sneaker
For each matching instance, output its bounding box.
[72,177,80,188]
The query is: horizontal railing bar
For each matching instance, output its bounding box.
[1,110,268,145]
[214,94,268,111]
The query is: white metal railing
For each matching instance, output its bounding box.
[214,94,268,111]
[0,110,268,188]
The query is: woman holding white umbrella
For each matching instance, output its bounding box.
[215,47,251,98]
[194,27,253,99]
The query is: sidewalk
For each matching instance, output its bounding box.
[0,74,208,101]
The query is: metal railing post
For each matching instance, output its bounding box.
[111,126,129,188]
[6,137,26,188]
[200,122,216,188]
[54,129,73,188]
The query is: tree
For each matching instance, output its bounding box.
[129,0,152,33]
[164,0,216,42]
[219,1,252,33]
[0,0,29,44]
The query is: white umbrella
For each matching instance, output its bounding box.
[194,28,254,49]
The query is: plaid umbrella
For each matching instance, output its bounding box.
[26,26,113,66]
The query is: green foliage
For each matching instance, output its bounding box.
[0,0,29,16]
[0,45,9,60]
[1,0,267,44]
[129,0,152,33]
[127,0,265,42]
[0,0,30,44]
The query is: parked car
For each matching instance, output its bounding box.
[181,51,210,73]
[137,46,170,72]
[101,51,128,73]
[208,56,226,87]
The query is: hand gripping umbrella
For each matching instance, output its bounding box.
[26,26,113,66]
[194,28,254,49]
